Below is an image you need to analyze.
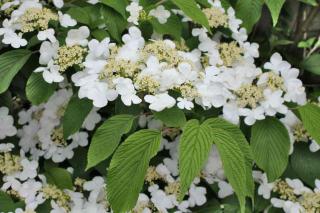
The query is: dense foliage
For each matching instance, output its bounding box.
[0,0,320,212]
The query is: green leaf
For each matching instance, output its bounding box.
[265,0,285,26]
[86,115,135,170]
[179,120,213,198]
[92,29,110,41]
[211,128,247,213]
[298,103,320,144]
[0,191,16,212]
[100,0,128,18]
[235,0,264,32]
[107,129,161,213]
[301,54,320,75]
[150,15,182,40]
[100,5,128,42]
[26,72,57,105]
[298,37,316,48]
[203,118,254,199]
[0,49,32,94]
[171,0,211,31]
[67,7,91,25]
[63,96,93,139]
[154,107,186,128]
[45,167,73,190]
[291,143,320,187]
[251,117,290,181]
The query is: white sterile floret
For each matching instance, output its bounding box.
[37,28,56,42]
[82,108,101,131]
[264,53,291,73]
[271,198,304,213]
[34,61,64,83]
[188,184,207,207]
[58,11,77,28]
[0,31,27,48]
[126,2,143,25]
[66,26,90,46]
[0,107,17,139]
[0,143,15,153]
[149,5,171,24]
[113,77,142,106]
[144,93,176,112]
[217,181,234,198]
[53,0,64,8]
[253,171,274,199]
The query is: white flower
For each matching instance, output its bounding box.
[149,5,171,24]
[177,97,194,110]
[264,53,291,73]
[144,93,176,112]
[261,89,287,116]
[218,181,234,198]
[188,184,207,207]
[239,107,265,126]
[271,198,304,213]
[34,61,64,83]
[253,171,274,199]
[82,108,101,131]
[0,143,15,153]
[1,31,27,48]
[66,26,90,47]
[39,41,59,65]
[87,0,99,4]
[37,29,56,42]
[309,140,320,152]
[281,68,306,105]
[126,2,143,25]
[149,184,176,212]
[53,0,64,8]
[113,77,141,106]
[0,107,17,139]
[285,178,312,195]
[58,12,77,28]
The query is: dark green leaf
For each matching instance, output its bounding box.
[298,103,320,144]
[45,167,73,190]
[154,107,186,128]
[0,49,32,93]
[301,54,320,75]
[251,117,290,181]
[100,0,128,18]
[26,72,57,105]
[63,96,93,139]
[171,0,211,31]
[150,15,182,40]
[235,0,264,32]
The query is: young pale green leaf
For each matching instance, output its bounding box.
[298,103,320,144]
[26,72,57,105]
[171,0,211,31]
[301,54,320,75]
[86,115,135,170]
[203,118,254,199]
[235,0,264,32]
[0,49,32,94]
[291,143,320,187]
[100,0,128,18]
[251,117,290,181]
[107,129,161,213]
[154,107,186,128]
[150,15,183,40]
[45,167,73,190]
[179,120,213,199]
[63,96,93,139]
[265,0,285,26]
[211,128,247,213]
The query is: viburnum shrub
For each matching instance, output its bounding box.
[1,0,320,212]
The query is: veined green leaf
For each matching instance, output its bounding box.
[45,167,73,190]
[86,115,135,170]
[211,128,247,213]
[0,49,31,94]
[203,118,254,199]
[179,120,213,199]
[26,72,57,105]
[251,117,290,181]
[298,103,320,144]
[107,129,161,213]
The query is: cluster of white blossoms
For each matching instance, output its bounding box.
[253,170,320,213]
[18,88,101,163]
[0,107,17,139]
